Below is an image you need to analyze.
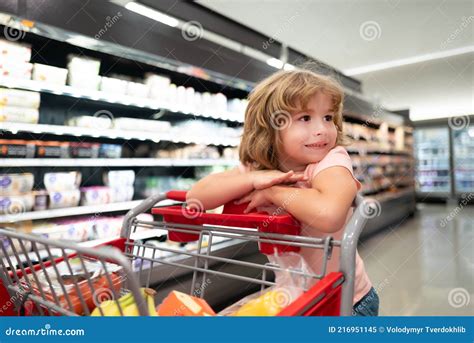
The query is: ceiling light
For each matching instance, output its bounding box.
[344,46,474,76]
[266,58,284,69]
[125,2,179,27]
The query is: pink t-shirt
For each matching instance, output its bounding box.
[238,146,372,304]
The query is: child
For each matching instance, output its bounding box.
[187,69,379,316]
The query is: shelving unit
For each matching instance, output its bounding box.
[0,10,417,241]
[0,76,244,123]
[0,158,238,168]
[0,200,143,223]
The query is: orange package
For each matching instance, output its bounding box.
[157,290,216,316]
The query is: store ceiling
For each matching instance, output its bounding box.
[198,0,472,72]
[198,0,473,119]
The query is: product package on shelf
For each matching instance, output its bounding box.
[126,81,148,98]
[0,38,31,62]
[0,88,40,109]
[0,173,34,195]
[43,171,81,209]
[80,186,112,206]
[32,63,68,86]
[36,141,70,158]
[100,76,128,95]
[0,61,32,80]
[0,139,36,158]
[69,142,100,158]
[112,117,171,132]
[98,144,122,158]
[154,144,220,159]
[0,193,35,215]
[67,55,101,90]
[67,115,113,129]
[0,172,36,216]
[0,105,39,124]
[103,170,135,188]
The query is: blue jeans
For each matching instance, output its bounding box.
[352,287,379,316]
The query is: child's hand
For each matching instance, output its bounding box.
[234,188,274,214]
[251,170,308,190]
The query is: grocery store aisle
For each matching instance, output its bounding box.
[359,203,473,316]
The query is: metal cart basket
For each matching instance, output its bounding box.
[0,190,369,316]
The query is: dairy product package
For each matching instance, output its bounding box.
[80,186,112,206]
[103,170,135,188]
[48,189,81,209]
[0,88,40,108]
[44,172,81,192]
[0,173,34,195]
[32,63,68,86]
[0,193,35,214]
[0,105,39,124]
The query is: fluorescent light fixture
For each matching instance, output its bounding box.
[125,2,179,27]
[266,58,284,69]
[283,63,296,71]
[344,46,474,76]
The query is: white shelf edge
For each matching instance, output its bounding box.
[0,200,143,223]
[0,122,240,147]
[0,76,244,123]
[0,158,239,167]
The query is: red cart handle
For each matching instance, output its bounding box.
[166,190,187,202]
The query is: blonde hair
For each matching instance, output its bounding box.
[239,69,347,170]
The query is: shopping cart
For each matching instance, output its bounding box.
[0,190,369,316]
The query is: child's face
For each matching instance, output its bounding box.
[277,91,338,171]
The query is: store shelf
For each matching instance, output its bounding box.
[0,76,244,123]
[0,158,239,167]
[0,122,239,147]
[0,200,143,223]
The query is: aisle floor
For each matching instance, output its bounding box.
[358,203,474,316]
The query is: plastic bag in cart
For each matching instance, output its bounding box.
[219,253,314,316]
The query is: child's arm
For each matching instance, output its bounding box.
[238,166,357,233]
[186,168,308,210]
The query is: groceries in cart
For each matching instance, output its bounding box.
[219,253,313,316]
[20,257,124,315]
[91,288,157,316]
[157,290,216,316]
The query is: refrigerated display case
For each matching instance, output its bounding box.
[453,124,474,195]
[414,116,474,201]
[415,127,451,195]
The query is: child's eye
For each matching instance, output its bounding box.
[324,114,333,122]
[299,115,311,122]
